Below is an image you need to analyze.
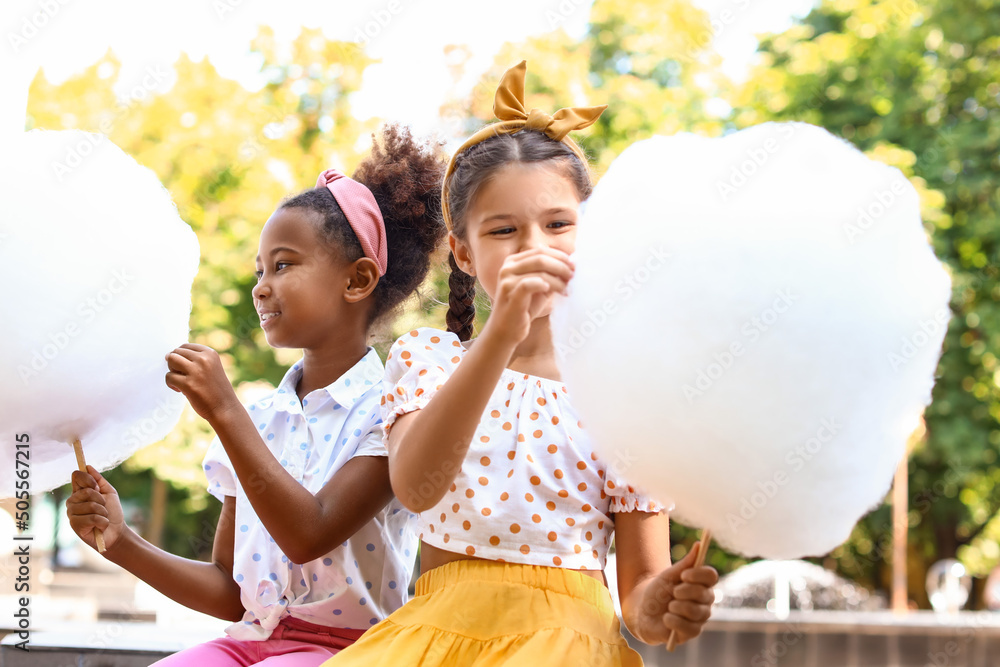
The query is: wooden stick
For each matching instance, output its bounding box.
[72,439,106,553]
[666,528,712,652]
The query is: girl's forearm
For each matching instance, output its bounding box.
[104,526,244,621]
[208,406,353,562]
[620,575,659,643]
[389,330,516,512]
[209,406,397,563]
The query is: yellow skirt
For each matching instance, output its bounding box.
[323,559,643,666]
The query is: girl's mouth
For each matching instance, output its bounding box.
[260,311,281,328]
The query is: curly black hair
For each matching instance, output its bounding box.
[280,124,447,327]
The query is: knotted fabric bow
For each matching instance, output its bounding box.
[441,60,607,230]
[317,169,388,276]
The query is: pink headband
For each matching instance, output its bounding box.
[316,169,388,276]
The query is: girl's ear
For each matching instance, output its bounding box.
[344,257,380,303]
[449,233,476,277]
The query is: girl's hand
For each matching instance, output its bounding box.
[66,466,125,552]
[482,247,575,345]
[165,343,241,423]
[634,541,719,646]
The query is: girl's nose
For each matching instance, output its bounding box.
[520,225,546,252]
[252,278,269,301]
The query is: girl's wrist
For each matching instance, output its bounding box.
[101,524,135,564]
[476,317,521,356]
[206,396,246,431]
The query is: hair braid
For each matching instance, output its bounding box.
[446,252,477,341]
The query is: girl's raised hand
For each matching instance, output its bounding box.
[483,247,575,345]
[67,466,125,552]
[634,541,719,646]
[165,343,241,423]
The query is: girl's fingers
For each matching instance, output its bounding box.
[506,278,553,306]
[502,272,570,299]
[502,246,575,271]
[680,566,720,587]
[669,582,716,604]
[165,350,194,373]
[67,486,107,509]
[176,343,212,353]
[70,469,97,492]
[71,500,110,520]
[87,466,117,496]
[661,613,704,641]
[503,255,575,282]
[667,599,712,622]
[165,371,187,392]
[167,346,201,363]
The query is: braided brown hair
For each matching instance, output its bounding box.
[446,253,477,341]
[443,130,592,341]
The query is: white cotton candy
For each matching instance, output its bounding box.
[552,122,951,559]
[0,130,200,495]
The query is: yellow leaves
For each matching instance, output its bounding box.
[815,32,854,65]
[863,143,951,232]
[787,41,824,76]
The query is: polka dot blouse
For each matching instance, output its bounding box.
[381,328,664,571]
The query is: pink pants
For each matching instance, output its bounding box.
[152,617,366,666]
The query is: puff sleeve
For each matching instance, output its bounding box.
[604,468,671,515]
[352,421,388,458]
[203,435,237,502]
[380,328,466,433]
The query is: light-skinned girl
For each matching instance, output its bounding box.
[325,62,718,666]
[67,125,447,666]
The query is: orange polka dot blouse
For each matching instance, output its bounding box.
[381,328,665,570]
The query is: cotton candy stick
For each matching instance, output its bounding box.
[73,439,107,553]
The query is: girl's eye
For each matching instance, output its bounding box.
[489,227,515,236]
[549,221,573,229]
[254,270,263,280]
[276,262,290,271]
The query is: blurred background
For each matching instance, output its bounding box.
[1,0,997,628]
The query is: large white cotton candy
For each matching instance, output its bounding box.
[552,123,951,559]
[0,130,199,495]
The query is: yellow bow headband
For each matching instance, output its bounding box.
[441,60,607,231]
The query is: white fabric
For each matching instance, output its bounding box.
[382,328,666,571]
[204,348,417,639]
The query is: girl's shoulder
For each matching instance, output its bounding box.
[385,327,467,383]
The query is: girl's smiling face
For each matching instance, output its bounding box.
[252,207,354,349]
[452,162,580,313]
